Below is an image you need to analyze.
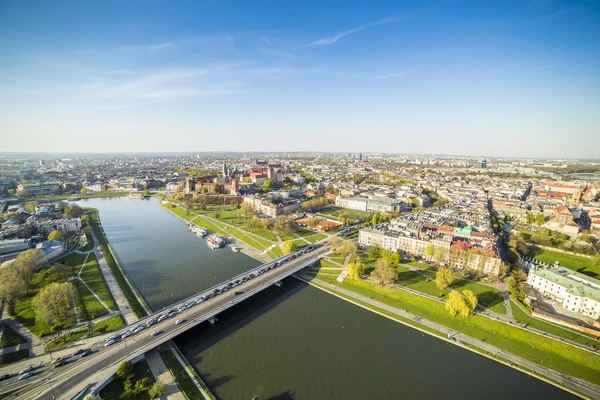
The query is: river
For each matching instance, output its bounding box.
[81,197,576,400]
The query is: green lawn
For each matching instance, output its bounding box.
[395,265,506,314]
[305,234,327,243]
[11,267,77,337]
[79,253,117,311]
[211,220,271,250]
[528,247,598,277]
[272,245,283,258]
[88,208,148,318]
[0,324,27,348]
[313,273,600,386]
[292,239,309,249]
[61,252,88,277]
[46,315,125,351]
[317,206,374,223]
[0,349,29,366]
[159,349,204,400]
[74,280,109,320]
[214,211,278,241]
[510,301,599,348]
[100,359,156,400]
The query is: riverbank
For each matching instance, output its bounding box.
[160,201,272,263]
[87,208,151,318]
[298,273,600,399]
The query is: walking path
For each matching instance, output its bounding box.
[76,278,112,314]
[90,230,138,325]
[145,349,185,400]
[0,343,30,355]
[0,311,43,356]
[298,274,600,400]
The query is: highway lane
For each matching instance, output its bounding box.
[0,245,327,400]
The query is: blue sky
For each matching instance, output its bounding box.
[0,0,598,157]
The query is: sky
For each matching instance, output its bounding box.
[0,0,599,158]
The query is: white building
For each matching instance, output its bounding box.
[527,263,600,319]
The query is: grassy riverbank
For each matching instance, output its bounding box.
[311,272,600,386]
[87,208,149,318]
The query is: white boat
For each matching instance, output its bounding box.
[188,224,207,237]
[207,234,226,249]
[231,246,241,252]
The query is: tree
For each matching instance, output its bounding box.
[0,266,25,313]
[250,215,260,228]
[80,188,88,194]
[433,247,448,265]
[212,183,219,194]
[14,249,46,293]
[368,246,381,259]
[347,261,365,279]
[51,262,71,279]
[214,212,221,220]
[329,236,342,250]
[32,282,73,325]
[64,204,83,219]
[115,361,134,380]
[262,179,273,192]
[370,258,396,286]
[240,202,254,219]
[7,188,15,195]
[148,381,168,399]
[371,214,380,226]
[463,289,478,313]
[16,189,31,199]
[48,230,63,242]
[425,244,434,261]
[435,267,453,290]
[133,378,151,394]
[23,202,37,213]
[446,290,468,317]
[535,213,546,225]
[200,186,208,194]
[282,240,297,254]
[340,241,358,258]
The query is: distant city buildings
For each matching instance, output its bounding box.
[335,196,402,213]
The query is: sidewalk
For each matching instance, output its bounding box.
[145,349,185,400]
[91,230,138,325]
[0,311,43,356]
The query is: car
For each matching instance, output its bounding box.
[157,315,168,322]
[19,365,33,374]
[121,332,132,339]
[107,335,118,342]
[175,319,185,325]
[234,291,243,295]
[0,374,11,381]
[73,349,87,356]
[54,360,67,368]
[133,325,145,333]
[150,330,163,337]
[18,372,33,381]
[51,356,67,365]
[129,325,141,332]
[80,349,93,357]
[146,319,157,326]
[186,302,195,308]
[105,339,116,347]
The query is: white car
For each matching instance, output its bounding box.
[107,335,118,342]
[175,319,185,325]
[121,332,132,339]
[105,339,116,347]
[133,326,145,333]
[150,330,162,337]
[157,315,168,322]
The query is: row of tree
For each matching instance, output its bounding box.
[115,361,167,399]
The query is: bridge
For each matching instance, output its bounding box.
[0,244,328,400]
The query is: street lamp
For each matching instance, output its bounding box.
[45,379,56,400]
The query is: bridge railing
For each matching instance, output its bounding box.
[123,245,320,329]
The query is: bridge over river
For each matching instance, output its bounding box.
[0,244,328,400]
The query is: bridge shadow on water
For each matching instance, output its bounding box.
[173,276,309,396]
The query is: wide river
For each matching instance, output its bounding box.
[82,197,575,400]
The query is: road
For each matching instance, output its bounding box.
[0,245,328,400]
[301,275,600,400]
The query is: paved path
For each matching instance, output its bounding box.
[76,278,112,313]
[90,230,138,325]
[0,310,43,356]
[145,349,185,400]
[0,343,30,355]
[299,274,600,400]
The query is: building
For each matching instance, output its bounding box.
[230,178,239,195]
[35,240,65,260]
[335,196,402,213]
[481,159,487,169]
[527,262,600,319]
[185,178,195,193]
[544,206,580,237]
[243,196,301,218]
[0,239,32,255]
[17,183,62,196]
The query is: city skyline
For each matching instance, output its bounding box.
[1,0,599,157]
